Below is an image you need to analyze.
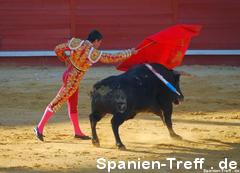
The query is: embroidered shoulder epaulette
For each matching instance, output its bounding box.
[68,38,84,50]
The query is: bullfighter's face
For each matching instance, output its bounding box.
[92,39,102,49]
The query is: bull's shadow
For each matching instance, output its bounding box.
[140,115,240,127]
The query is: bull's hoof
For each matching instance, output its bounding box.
[92,140,100,148]
[116,144,126,151]
[171,134,182,140]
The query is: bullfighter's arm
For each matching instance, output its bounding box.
[99,49,133,64]
[88,48,135,64]
[54,43,70,63]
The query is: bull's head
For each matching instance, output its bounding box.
[172,71,184,105]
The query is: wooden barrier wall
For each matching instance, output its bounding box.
[0,0,240,50]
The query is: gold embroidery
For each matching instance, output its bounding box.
[170,39,185,64]
[69,38,82,49]
[171,51,183,63]
[99,49,132,64]
[52,38,133,112]
[55,38,133,71]
[49,69,85,112]
[54,43,69,62]
[89,48,102,62]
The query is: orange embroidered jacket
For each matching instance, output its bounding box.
[55,38,133,72]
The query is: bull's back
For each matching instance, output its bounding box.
[90,64,159,114]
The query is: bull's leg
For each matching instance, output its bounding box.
[162,105,182,140]
[89,112,105,147]
[155,110,166,126]
[111,115,126,150]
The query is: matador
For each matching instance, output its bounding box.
[34,30,136,141]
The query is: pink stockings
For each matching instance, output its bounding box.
[67,89,85,136]
[37,88,85,136]
[37,106,54,134]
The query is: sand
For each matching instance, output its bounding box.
[0,65,239,173]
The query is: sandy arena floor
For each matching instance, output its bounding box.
[0,65,239,173]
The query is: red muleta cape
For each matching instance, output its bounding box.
[117,24,202,71]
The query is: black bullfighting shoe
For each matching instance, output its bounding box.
[74,134,91,140]
[33,127,44,142]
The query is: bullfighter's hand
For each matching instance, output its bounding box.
[130,48,138,55]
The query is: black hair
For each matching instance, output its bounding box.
[87,30,103,42]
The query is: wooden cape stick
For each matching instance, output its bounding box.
[136,41,155,52]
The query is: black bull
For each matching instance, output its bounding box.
[89,63,184,150]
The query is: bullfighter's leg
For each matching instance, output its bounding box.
[111,115,126,150]
[89,112,105,147]
[34,69,84,141]
[67,89,91,139]
[162,104,182,140]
